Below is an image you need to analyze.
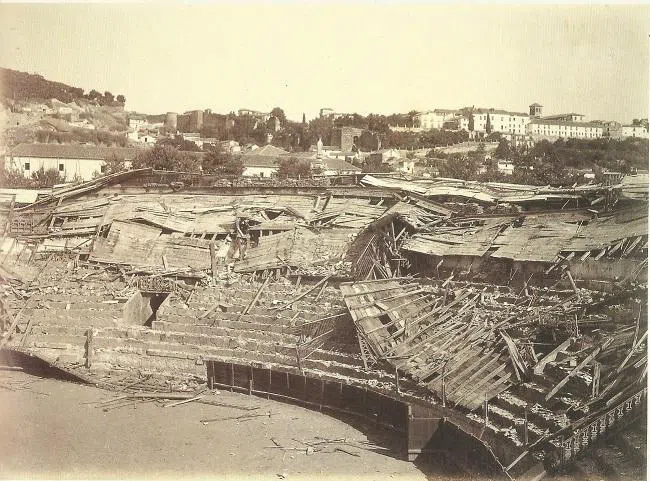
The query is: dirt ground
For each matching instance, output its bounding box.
[0,369,457,481]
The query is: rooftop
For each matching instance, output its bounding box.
[242,144,289,157]
[322,157,361,172]
[10,143,140,161]
[530,119,604,128]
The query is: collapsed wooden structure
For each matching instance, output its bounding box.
[0,170,646,477]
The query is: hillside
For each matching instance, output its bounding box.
[0,67,125,106]
[0,68,132,149]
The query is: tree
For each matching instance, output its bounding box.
[439,153,478,180]
[468,110,475,132]
[494,139,511,159]
[407,110,419,128]
[485,113,492,134]
[277,157,311,179]
[31,167,64,187]
[87,89,101,101]
[103,154,126,175]
[103,91,115,104]
[132,145,201,172]
[270,107,286,125]
[202,146,244,176]
[116,94,126,104]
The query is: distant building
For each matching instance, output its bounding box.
[598,120,622,138]
[240,144,288,178]
[367,148,402,164]
[320,108,334,118]
[529,103,543,118]
[331,126,365,152]
[128,116,147,130]
[238,109,271,122]
[541,113,586,122]
[459,109,531,137]
[5,143,139,181]
[389,158,415,175]
[220,140,242,154]
[527,119,604,140]
[281,151,361,176]
[620,124,649,139]
[416,110,458,130]
[497,160,515,175]
[320,157,361,176]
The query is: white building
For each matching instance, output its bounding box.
[527,120,604,140]
[5,144,139,181]
[241,144,289,178]
[620,125,649,139]
[128,117,148,130]
[416,109,458,130]
[497,160,515,175]
[459,109,531,137]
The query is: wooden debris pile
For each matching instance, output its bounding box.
[340,277,647,467]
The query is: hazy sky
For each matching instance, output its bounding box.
[0,4,648,122]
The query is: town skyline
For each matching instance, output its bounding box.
[0,4,648,123]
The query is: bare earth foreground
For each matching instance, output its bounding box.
[0,369,468,481]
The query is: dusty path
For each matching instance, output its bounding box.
[0,370,434,480]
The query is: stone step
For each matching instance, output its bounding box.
[494,392,567,432]
[94,335,387,383]
[486,404,545,444]
[7,294,117,305]
[93,350,205,377]
[18,301,125,311]
[25,333,87,348]
[152,316,292,334]
[21,312,124,327]
[150,320,296,344]
[157,310,282,325]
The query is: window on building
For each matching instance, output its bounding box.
[59,163,64,172]
[24,162,30,171]
[100,165,106,173]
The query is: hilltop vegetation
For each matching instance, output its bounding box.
[1,68,125,106]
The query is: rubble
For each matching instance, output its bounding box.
[0,170,646,477]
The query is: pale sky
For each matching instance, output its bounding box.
[0,3,648,123]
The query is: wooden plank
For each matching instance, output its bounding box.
[533,337,573,375]
[209,241,217,279]
[86,329,94,368]
[544,346,601,401]
[275,275,332,310]
[241,275,271,317]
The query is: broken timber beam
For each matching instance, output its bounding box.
[533,337,573,375]
[545,346,601,401]
[273,275,332,310]
[240,275,271,318]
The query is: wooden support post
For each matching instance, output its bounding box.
[249,366,253,396]
[363,387,368,417]
[230,363,234,392]
[566,270,578,294]
[319,379,324,412]
[85,329,94,368]
[441,363,447,407]
[484,395,488,425]
[209,242,218,280]
[524,409,529,446]
[394,366,400,393]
